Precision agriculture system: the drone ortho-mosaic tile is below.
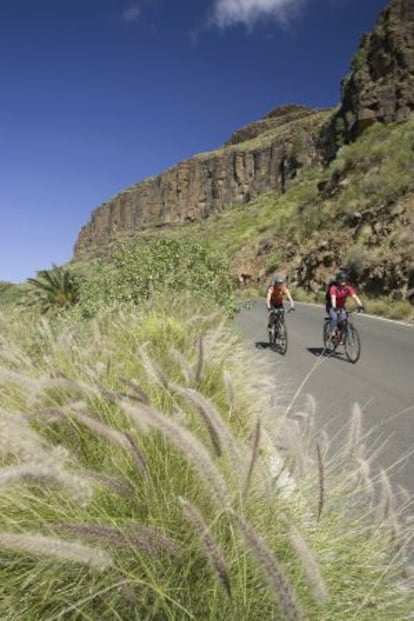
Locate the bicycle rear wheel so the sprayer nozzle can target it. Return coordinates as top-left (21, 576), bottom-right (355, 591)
top-left (275, 321), bottom-right (288, 355)
top-left (344, 324), bottom-right (361, 363)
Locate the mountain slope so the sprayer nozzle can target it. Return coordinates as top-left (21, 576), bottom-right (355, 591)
top-left (71, 0), bottom-right (414, 308)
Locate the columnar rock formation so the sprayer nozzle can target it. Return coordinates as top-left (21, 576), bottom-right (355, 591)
top-left (73, 0), bottom-right (414, 265)
top-left (73, 107), bottom-right (328, 260)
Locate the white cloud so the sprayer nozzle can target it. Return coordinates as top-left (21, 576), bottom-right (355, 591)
top-left (122, 3), bottom-right (142, 22)
top-left (210, 0), bottom-right (306, 29)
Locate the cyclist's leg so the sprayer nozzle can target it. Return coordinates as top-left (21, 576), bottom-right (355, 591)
top-left (337, 308), bottom-right (347, 342)
top-left (329, 307), bottom-right (338, 337)
top-left (338, 308), bottom-right (347, 324)
top-left (268, 306), bottom-right (274, 330)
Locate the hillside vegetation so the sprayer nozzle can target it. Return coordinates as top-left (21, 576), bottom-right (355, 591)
top-left (0, 235), bottom-right (413, 619)
top-left (64, 114), bottom-right (414, 321)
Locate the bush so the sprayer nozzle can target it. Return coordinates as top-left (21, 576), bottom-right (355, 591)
top-left (77, 237), bottom-right (237, 317)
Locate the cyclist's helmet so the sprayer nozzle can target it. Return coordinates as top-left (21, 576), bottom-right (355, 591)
top-left (273, 275), bottom-right (285, 285)
top-left (335, 270), bottom-right (347, 282)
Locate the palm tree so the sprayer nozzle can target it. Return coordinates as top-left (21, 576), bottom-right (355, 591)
top-left (27, 264), bottom-right (80, 312)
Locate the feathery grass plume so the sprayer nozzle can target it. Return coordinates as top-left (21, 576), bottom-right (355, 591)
top-left (83, 470), bottom-right (133, 497)
top-left (0, 531), bottom-right (112, 570)
top-left (316, 440), bottom-right (325, 523)
top-left (243, 418), bottom-right (261, 501)
top-left (173, 386), bottom-right (244, 474)
top-left (283, 418), bottom-right (308, 478)
top-left (256, 427), bottom-right (296, 499)
top-left (33, 373), bottom-right (97, 408)
top-left (222, 369), bottom-right (235, 411)
top-left (62, 402), bottom-right (131, 451)
top-left (0, 367), bottom-right (41, 394)
top-left (33, 407), bottom-right (65, 423)
top-left (170, 347), bottom-right (195, 386)
top-left (194, 334), bottom-right (204, 385)
top-left (139, 343), bottom-right (169, 390)
top-left (289, 525), bottom-right (329, 605)
top-left (124, 430), bottom-right (149, 476)
top-left (116, 573), bottom-right (139, 605)
top-left (355, 457), bottom-right (375, 504)
top-left (118, 377), bottom-right (150, 404)
top-left (231, 512), bottom-right (303, 621)
top-left (0, 409), bottom-right (61, 463)
top-left (120, 400), bottom-right (231, 508)
top-left (179, 497), bottom-right (231, 597)
top-left (0, 347), bottom-right (31, 370)
top-left (377, 468), bottom-right (396, 522)
top-left (53, 523), bottom-right (181, 559)
top-left (377, 469), bottom-right (402, 547)
top-left (0, 462), bottom-right (90, 498)
top-left (346, 402), bottom-right (363, 462)
top-left (172, 386), bottom-right (222, 456)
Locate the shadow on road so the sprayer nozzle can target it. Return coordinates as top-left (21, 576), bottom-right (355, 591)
top-left (307, 346), bottom-right (349, 363)
top-left (255, 341), bottom-right (271, 349)
top-left (307, 347), bottom-right (328, 357)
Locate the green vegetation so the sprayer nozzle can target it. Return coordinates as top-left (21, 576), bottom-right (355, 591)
top-left (26, 264), bottom-right (80, 312)
top-left (0, 298), bottom-right (412, 620)
top-left (0, 281), bottom-right (26, 306)
top-left (0, 105), bottom-right (412, 619)
top-left (73, 237), bottom-right (237, 318)
top-left (139, 115), bottom-right (414, 321)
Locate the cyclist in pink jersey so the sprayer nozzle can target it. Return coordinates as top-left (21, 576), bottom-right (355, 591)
top-left (326, 270), bottom-right (364, 340)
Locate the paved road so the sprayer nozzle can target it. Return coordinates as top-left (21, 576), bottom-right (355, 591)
top-left (234, 300), bottom-right (414, 496)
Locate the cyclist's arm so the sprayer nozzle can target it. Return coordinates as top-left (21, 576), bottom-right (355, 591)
top-left (351, 293), bottom-right (364, 308)
top-left (330, 294), bottom-right (337, 309)
top-left (266, 288), bottom-right (272, 311)
top-left (285, 288), bottom-right (295, 309)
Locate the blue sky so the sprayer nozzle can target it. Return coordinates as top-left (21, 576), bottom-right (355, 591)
top-left (1, 0), bottom-right (387, 283)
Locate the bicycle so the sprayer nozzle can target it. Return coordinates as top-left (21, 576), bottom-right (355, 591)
top-left (268, 307), bottom-right (293, 355)
top-left (323, 308), bottom-right (362, 363)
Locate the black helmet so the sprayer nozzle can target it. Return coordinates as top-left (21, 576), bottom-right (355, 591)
top-left (273, 275), bottom-right (285, 285)
top-left (335, 270), bottom-right (347, 282)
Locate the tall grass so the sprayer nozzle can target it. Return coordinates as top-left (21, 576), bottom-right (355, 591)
top-left (0, 300), bottom-right (412, 619)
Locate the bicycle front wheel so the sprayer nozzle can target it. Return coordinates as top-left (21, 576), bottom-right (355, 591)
top-left (275, 321), bottom-right (288, 355)
top-left (323, 320), bottom-right (334, 352)
top-left (344, 324), bottom-right (361, 363)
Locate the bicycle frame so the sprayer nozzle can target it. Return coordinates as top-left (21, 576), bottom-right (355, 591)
top-left (323, 308), bottom-right (361, 363)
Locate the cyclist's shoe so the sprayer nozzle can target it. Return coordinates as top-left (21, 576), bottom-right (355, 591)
top-left (358, 305), bottom-right (365, 313)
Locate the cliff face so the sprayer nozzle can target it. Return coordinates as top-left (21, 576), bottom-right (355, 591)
top-left (73, 107), bottom-right (329, 260)
top-left (324, 0), bottom-right (414, 158)
top-left (73, 0), bottom-right (414, 270)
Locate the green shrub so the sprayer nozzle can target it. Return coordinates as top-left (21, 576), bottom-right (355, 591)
top-left (77, 237), bottom-right (237, 317)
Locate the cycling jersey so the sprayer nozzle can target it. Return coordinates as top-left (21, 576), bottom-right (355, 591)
top-left (328, 284), bottom-right (355, 308)
top-left (267, 283), bottom-right (288, 306)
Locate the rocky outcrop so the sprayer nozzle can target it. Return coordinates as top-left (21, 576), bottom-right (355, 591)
top-left (225, 105), bottom-right (320, 146)
top-left (74, 108), bottom-right (329, 260)
top-left (323, 0), bottom-right (414, 159)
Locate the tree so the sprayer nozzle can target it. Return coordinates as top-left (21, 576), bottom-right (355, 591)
top-left (27, 264), bottom-right (80, 312)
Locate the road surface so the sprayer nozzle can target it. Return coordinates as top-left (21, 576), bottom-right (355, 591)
top-left (234, 300), bottom-right (414, 496)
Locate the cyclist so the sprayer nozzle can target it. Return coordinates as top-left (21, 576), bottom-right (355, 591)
top-left (266, 275), bottom-right (295, 335)
top-left (326, 270), bottom-right (364, 341)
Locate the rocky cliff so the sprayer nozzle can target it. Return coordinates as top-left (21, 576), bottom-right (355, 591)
top-left (73, 106), bottom-right (330, 260)
top-left (73, 0), bottom-right (414, 298)
top-left (323, 0), bottom-right (414, 158)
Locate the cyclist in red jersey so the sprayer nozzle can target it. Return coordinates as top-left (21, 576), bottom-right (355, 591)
top-left (326, 270), bottom-right (364, 340)
top-left (266, 275), bottom-right (295, 334)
